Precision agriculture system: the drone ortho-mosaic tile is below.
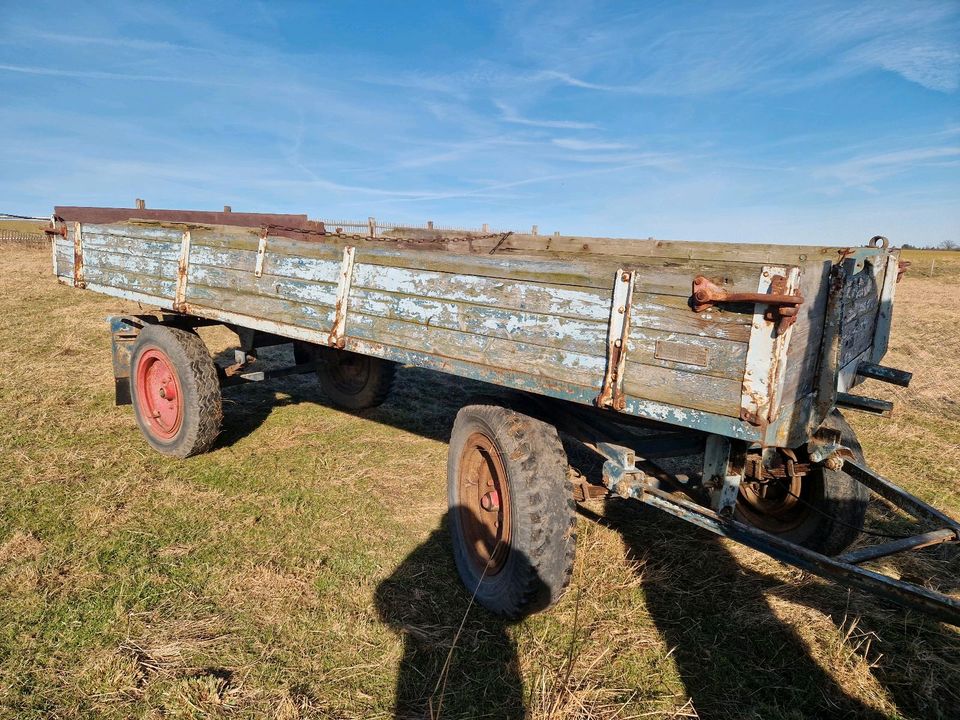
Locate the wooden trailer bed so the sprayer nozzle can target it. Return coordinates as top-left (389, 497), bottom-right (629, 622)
top-left (49, 207), bottom-right (898, 450)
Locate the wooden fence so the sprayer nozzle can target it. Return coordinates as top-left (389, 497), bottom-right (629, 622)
top-left (0, 230), bottom-right (49, 247)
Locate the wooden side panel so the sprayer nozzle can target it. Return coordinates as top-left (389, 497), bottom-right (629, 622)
top-left (54, 234), bottom-right (74, 282)
top-left (76, 225), bottom-right (181, 301)
top-left (778, 260), bottom-right (832, 407)
top-left (62, 221), bottom-right (770, 418)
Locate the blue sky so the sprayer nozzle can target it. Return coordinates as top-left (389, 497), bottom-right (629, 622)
top-left (1, 1), bottom-right (958, 246)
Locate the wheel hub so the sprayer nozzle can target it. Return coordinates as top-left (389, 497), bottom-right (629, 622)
top-left (135, 348), bottom-right (184, 440)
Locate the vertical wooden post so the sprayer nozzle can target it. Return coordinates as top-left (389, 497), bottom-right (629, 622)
top-left (532, 225), bottom-right (538, 236)
top-left (368, 216), bottom-right (376, 237)
top-left (135, 198), bottom-right (146, 210)
top-left (427, 220), bottom-right (434, 230)
top-left (482, 223), bottom-right (489, 233)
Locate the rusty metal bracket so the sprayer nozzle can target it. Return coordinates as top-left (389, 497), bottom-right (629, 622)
top-left (72, 222), bottom-right (85, 288)
top-left (327, 245), bottom-right (356, 349)
top-left (254, 229), bottom-right (268, 278)
top-left (595, 269), bottom-right (635, 411)
top-left (692, 275), bottom-right (804, 335)
top-left (174, 230), bottom-right (191, 312)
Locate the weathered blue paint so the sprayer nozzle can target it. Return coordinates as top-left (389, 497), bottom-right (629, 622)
top-left (58, 217), bottom-right (899, 447)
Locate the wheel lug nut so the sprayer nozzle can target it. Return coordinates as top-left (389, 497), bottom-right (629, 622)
top-left (480, 490), bottom-right (500, 512)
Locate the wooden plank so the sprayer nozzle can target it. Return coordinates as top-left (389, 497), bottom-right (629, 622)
top-left (476, 232), bottom-right (847, 266)
top-left (622, 361), bottom-right (742, 417)
top-left (186, 283), bottom-right (335, 330)
top-left (83, 245), bottom-right (178, 280)
top-left (188, 264), bottom-right (338, 309)
top-left (355, 246), bottom-right (765, 295)
top-left (81, 231), bottom-right (181, 262)
top-left (841, 311), bottom-right (877, 366)
top-left (348, 311), bottom-right (604, 388)
top-left (186, 258), bottom-right (747, 380)
top-left (629, 328), bottom-right (746, 380)
top-left (778, 260), bottom-right (832, 406)
top-left (83, 223), bottom-right (185, 243)
top-left (82, 265), bottom-right (176, 299)
top-left (353, 262), bottom-right (751, 338)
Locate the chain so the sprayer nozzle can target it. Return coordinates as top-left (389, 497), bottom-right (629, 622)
top-left (261, 224), bottom-right (514, 250)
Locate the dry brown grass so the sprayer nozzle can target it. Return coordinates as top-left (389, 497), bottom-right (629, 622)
top-left (0, 246), bottom-right (958, 719)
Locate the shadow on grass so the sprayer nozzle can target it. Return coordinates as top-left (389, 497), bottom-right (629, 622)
top-left (206, 352), bottom-right (958, 718)
top-left (584, 500), bottom-right (891, 719)
top-left (210, 349), bottom-right (500, 450)
top-left (374, 512), bottom-right (527, 720)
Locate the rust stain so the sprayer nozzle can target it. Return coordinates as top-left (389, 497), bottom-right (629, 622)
top-left (72, 222), bottom-right (85, 289)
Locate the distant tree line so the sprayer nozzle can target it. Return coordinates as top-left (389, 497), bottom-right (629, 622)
top-left (900, 240), bottom-right (958, 250)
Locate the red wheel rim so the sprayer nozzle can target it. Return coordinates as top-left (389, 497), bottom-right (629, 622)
top-left (457, 432), bottom-right (512, 576)
top-left (135, 348), bottom-right (183, 440)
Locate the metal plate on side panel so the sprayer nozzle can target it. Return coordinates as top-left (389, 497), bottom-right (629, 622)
top-left (655, 340), bottom-right (709, 367)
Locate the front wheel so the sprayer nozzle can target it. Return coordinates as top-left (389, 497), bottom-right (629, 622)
top-left (735, 411), bottom-right (868, 556)
top-left (130, 324), bottom-right (222, 458)
top-left (447, 403), bottom-right (576, 618)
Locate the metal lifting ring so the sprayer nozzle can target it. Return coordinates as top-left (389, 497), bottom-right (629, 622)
top-left (868, 235), bottom-right (889, 249)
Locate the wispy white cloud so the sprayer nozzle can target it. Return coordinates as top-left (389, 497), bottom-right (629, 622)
top-left (27, 31), bottom-right (221, 56)
top-left (494, 101), bottom-right (598, 129)
top-left (552, 138), bottom-right (631, 151)
top-left (0, 62), bottom-right (240, 87)
top-left (846, 39), bottom-right (959, 93)
top-left (815, 146), bottom-right (960, 189)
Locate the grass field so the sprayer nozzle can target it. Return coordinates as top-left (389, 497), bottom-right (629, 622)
top-left (1, 246), bottom-right (958, 719)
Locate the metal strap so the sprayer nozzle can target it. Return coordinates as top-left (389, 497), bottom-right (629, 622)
top-left (328, 245), bottom-right (356, 348)
top-left (174, 230), bottom-right (191, 311)
top-left (73, 222), bottom-right (85, 288)
top-left (595, 268), bottom-right (635, 410)
top-left (739, 265), bottom-right (801, 425)
top-left (254, 230), bottom-right (268, 278)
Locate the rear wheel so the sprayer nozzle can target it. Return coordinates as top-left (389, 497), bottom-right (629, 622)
top-left (735, 411), bottom-right (868, 556)
top-left (447, 404), bottom-right (576, 618)
top-left (295, 342), bottom-right (396, 410)
top-left (130, 325), bottom-right (222, 458)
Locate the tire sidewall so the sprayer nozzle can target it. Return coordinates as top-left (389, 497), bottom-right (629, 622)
top-left (447, 404), bottom-right (572, 617)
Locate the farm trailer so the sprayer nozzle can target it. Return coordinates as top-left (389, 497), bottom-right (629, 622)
top-left (47, 205), bottom-right (960, 625)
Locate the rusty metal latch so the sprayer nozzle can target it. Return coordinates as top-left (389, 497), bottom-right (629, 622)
top-left (595, 269), bottom-right (635, 411)
top-left (692, 274), bottom-right (804, 335)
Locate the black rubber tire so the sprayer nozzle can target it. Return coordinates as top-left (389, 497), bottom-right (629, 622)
top-left (735, 411), bottom-right (868, 556)
top-left (447, 403), bottom-right (576, 618)
top-left (312, 346), bottom-right (396, 410)
top-left (129, 324), bottom-right (222, 458)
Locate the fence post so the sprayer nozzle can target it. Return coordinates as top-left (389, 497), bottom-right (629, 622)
top-left (532, 225), bottom-right (538, 236)
top-left (482, 223), bottom-right (489, 233)
top-left (427, 220), bottom-right (434, 230)
top-left (368, 216), bottom-right (376, 238)
top-left (136, 198), bottom-right (146, 210)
